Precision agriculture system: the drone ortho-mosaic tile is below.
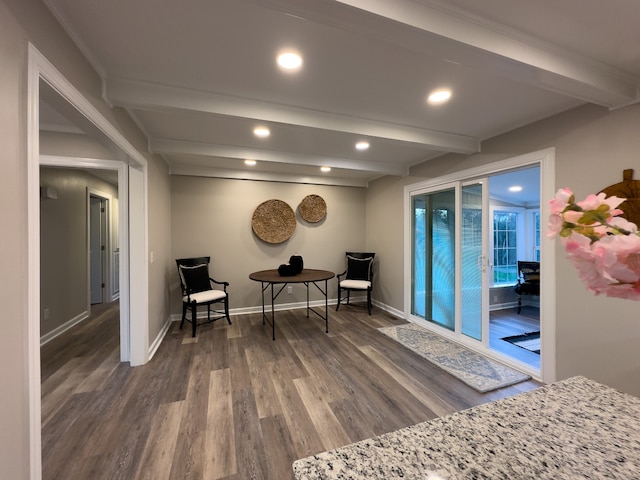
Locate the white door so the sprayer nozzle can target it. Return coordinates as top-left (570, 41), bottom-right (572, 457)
top-left (89, 195), bottom-right (106, 304)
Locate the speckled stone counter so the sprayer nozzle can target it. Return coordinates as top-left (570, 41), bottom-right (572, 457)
top-left (293, 376), bottom-right (640, 479)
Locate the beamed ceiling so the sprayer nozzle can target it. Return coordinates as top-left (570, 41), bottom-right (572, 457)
top-left (41, 0), bottom-right (640, 187)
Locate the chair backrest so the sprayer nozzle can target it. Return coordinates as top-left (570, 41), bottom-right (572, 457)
top-left (517, 260), bottom-right (540, 283)
top-left (176, 256), bottom-right (212, 294)
top-left (345, 252), bottom-right (375, 281)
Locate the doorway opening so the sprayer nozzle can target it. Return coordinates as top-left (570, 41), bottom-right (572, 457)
top-left (28, 44), bottom-right (149, 480)
top-left (405, 149), bottom-right (555, 382)
top-left (486, 167), bottom-right (540, 370)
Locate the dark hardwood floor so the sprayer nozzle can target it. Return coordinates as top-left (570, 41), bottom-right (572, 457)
top-left (41, 301), bottom-right (541, 480)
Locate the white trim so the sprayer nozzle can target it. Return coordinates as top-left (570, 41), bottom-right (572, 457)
top-left (489, 302), bottom-right (519, 312)
top-left (170, 297), bottom-right (351, 320)
top-left (28, 44), bottom-right (149, 480)
top-left (404, 148), bottom-right (556, 384)
top-left (27, 44), bottom-right (43, 480)
top-left (489, 204), bottom-right (526, 287)
top-left (40, 311), bottom-right (89, 346)
top-left (148, 317), bottom-right (173, 361)
top-left (371, 299), bottom-right (404, 319)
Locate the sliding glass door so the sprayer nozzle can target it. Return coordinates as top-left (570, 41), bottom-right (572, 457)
top-left (460, 182), bottom-right (484, 340)
top-left (412, 187), bottom-right (456, 330)
top-left (412, 181), bottom-right (487, 340)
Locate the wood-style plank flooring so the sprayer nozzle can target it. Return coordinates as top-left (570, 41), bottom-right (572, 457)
top-left (41, 301), bottom-right (541, 480)
top-left (489, 306), bottom-right (540, 369)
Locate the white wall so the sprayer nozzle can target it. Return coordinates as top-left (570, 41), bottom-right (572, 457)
top-left (0, 3), bottom-right (30, 478)
top-left (367, 102), bottom-right (640, 396)
top-left (0, 0), bottom-right (171, 476)
top-left (171, 176), bottom-right (367, 311)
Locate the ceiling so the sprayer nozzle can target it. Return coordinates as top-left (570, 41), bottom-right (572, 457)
top-left (41, 0), bottom-right (640, 187)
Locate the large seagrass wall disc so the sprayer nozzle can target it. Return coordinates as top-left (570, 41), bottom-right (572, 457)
top-left (252, 199), bottom-right (296, 243)
top-left (299, 194), bottom-right (327, 223)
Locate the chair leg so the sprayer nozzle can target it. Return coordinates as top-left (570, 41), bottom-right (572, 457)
top-left (367, 289), bottom-right (372, 315)
top-left (180, 303), bottom-right (187, 330)
top-left (191, 301), bottom-right (197, 337)
top-left (224, 296), bottom-right (232, 324)
top-left (517, 296), bottom-right (522, 314)
top-left (336, 287), bottom-right (341, 311)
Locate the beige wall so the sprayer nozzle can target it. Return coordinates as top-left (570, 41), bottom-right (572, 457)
top-left (0, 3), bottom-right (30, 478)
top-left (148, 155), bottom-right (172, 338)
top-left (367, 102), bottom-right (640, 396)
top-left (40, 167), bottom-right (119, 337)
top-left (1, 0), bottom-right (172, 477)
top-left (3, 0), bottom-right (640, 477)
top-left (40, 130), bottom-right (116, 159)
top-left (171, 176), bottom-right (366, 311)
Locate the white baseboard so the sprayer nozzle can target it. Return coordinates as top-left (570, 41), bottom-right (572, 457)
top-left (372, 299), bottom-right (404, 319)
top-left (489, 301), bottom-right (519, 311)
top-left (40, 310), bottom-right (89, 346)
top-left (170, 297), bottom-right (347, 321)
top-left (148, 316), bottom-right (172, 361)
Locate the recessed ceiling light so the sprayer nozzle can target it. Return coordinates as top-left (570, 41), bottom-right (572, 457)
top-left (427, 88), bottom-right (452, 105)
top-left (277, 51), bottom-right (303, 71)
top-left (509, 185), bottom-right (523, 192)
top-left (320, 166), bottom-right (331, 173)
top-left (244, 159), bottom-right (256, 166)
top-left (355, 141), bottom-right (370, 151)
top-left (253, 126), bottom-right (270, 138)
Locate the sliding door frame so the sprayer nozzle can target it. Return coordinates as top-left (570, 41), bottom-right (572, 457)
top-left (404, 148), bottom-right (556, 384)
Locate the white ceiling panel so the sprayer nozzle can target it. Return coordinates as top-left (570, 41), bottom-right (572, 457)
top-left (43, 0), bottom-right (640, 186)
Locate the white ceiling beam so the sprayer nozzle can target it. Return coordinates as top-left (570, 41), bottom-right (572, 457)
top-left (170, 165), bottom-right (369, 188)
top-left (106, 77), bottom-right (479, 154)
top-left (332, 0), bottom-right (639, 109)
top-left (150, 137), bottom-right (408, 176)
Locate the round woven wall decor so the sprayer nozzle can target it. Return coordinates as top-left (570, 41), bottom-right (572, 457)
top-left (252, 199), bottom-right (296, 243)
top-left (299, 194), bottom-right (327, 223)
top-left (599, 169), bottom-right (640, 228)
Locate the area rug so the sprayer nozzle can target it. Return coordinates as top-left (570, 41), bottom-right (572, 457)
top-left (502, 331), bottom-right (540, 354)
top-left (378, 323), bottom-right (530, 393)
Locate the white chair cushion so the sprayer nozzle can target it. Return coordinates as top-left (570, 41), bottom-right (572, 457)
top-left (184, 289), bottom-right (226, 303)
top-left (340, 279), bottom-right (371, 290)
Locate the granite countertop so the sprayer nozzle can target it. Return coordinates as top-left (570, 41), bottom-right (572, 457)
top-left (292, 376), bottom-right (640, 479)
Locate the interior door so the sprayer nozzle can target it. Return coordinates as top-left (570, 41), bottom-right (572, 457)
top-left (89, 195), bottom-right (105, 304)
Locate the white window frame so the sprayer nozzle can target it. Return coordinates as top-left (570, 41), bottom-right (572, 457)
top-left (489, 205), bottom-right (525, 287)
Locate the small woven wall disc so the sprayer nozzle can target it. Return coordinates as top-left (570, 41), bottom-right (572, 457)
top-left (299, 194), bottom-right (327, 223)
top-left (252, 199), bottom-right (296, 243)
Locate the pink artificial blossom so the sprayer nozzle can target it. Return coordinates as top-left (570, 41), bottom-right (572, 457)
top-left (548, 188), bottom-right (640, 301)
top-left (577, 192), bottom-right (625, 213)
top-left (549, 187), bottom-right (573, 213)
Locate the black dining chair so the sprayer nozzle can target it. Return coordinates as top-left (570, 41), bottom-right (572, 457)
top-left (514, 260), bottom-right (540, 313)
top-left (336, 252), bottom-right (376, 315)
top-left (176, 256), bottom-right (231, 337)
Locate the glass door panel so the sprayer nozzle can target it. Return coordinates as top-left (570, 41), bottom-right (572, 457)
top-left (412, 188), bottom-right (456, 330)
top-left (460, 183), bottom-right (484, 340)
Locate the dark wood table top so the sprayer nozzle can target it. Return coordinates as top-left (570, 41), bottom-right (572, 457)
top-left (249, 268), bottom-right (335, 283)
